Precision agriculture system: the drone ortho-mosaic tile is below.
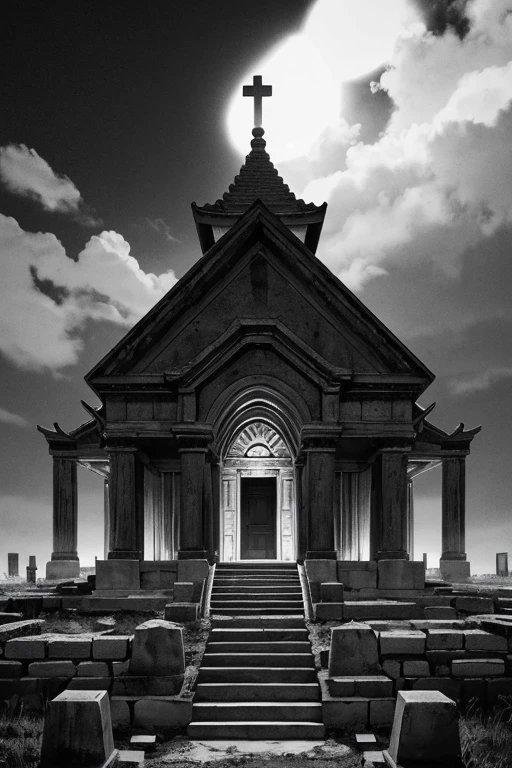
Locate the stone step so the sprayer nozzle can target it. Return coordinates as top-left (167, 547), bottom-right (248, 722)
top-left (187, 721), bottom-right (325, 740)
top-left (210, 627), bottom-right (309, 642)
top-left (198, 667), bottom-right (317, 683)
top-left (215, 570), bottom-right (298, 576)
top-left (210, 599), bottom-right (304, 608)
top-left (211, 585), bottom-right (302, 593)
top-left (206, 641), bottom-right (311, 654)
top-left (213, 578), bottom-right (300, 584)
top-left (195, 682), bottom-right (321, 702)
top-left (201, 653), bottom-right (315, 668)
top-left (343, 601), bottom-right (420, 620)
top-left (211, 607), bottom-right (305, 616)
top-left (211, 616), bottom-right (306, 628)
top-left (216, 564), bottom-right (298, 570)
top-left (211, 589), bottom-right (303, 597)
top-left (192, 702), bottom-right (323, 722)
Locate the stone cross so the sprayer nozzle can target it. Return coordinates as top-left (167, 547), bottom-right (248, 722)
top-left (243, 75), bottom-right (272, 127)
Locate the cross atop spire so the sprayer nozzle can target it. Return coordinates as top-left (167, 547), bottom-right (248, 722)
top-left (243, 75), bottom-right (272, 128)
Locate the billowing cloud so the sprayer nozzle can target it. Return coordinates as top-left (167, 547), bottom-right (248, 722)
top-left (0, 144), bottom-right (83, 213)
top-left (449, 366), bottom-right (512, 395)
top-left (0, 407), bottom-right (29, 427)
top-left (0, 215), bottom-right (178, 371)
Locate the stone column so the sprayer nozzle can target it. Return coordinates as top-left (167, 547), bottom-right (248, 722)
top-left (372, 448), bottom-right (410, 560)
top-left (107, 446), bottom-right (142, 560)
top-left (302, 427), bottom-right (339, 559)
top-left (440, 456), bottom-right (470, 580)
top-left (46, 457), bottom-right (80, 579)
top-left (177, 431), bottom-right (212, 559)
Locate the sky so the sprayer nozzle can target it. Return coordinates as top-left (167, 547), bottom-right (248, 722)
top-left (0, 0), bottom-right (511, 575)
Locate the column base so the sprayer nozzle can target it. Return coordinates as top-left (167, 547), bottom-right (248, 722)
top-left (178, 550), bottom-right (208, 560)
top-left (376, 550), bottom-right (410, 561)
top-left (377, 559), bottom-right (425, 590)
top-left (306, 550), bottom-right (337, 560)
top-left (107, 550), bottom-right (142, 560)
top-left (440, 559), bottom-right (471, 582)
top-left (46, 560), bottom-right (80, 579)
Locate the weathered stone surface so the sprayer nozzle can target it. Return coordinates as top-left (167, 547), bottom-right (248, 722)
top-left (452, 658), bottom-right (505, 677)
top-left (164, 603), bottom-right (199, 623)
top-left (344, 601), bottom-right (420, 621)
top-left (321, 582), bottom-right (344, 603)
top-left (112, 660), bottom-right (130, 676)
top-left (28, 661), bottom-right (76, 678)
top-left (486, 677), bottom-right (512, 704)
top-left (110, 696), bottom-right (131, 725)
top-left (130, 734), bottom-right (157, 750)
top-left (464, 629), bottom-right (507, 652)
top-left (386, 691), bottom-right (461, 767)
top-left (48, 637), bottom-right (91, 659)
top-left (379, 631), bottom-right (426, 655)
top-left (5, 636), bottom-right (46, 659)
top-left (77, 661), bottom-right (109, 677)
top-left (315, 603), bottom-right (343, 621)
top-left (173, 582), bottom-right (194, 602)
top-left (133, 696), bottom-right (193, 728)
top-left (93, 635), bottom-right (131, 660)
top-left (67, 677), bottom-right (112, 692)
top-left (0, 612), bottom-right (23, 625)
top-left (112, 675), bottom-right (182, 696)
top-left (424, 606), bottom-right (457, 620)
top-left (440, 560), bottom-right (470, 582)
top-left (369, 698), bottom-right (395, 726)
top-left (426, 629), bottom-right (464, 650)
top-left (118, 750), bottom-right (144, 767)
top-left (322, 696), bottom-right (369, 728)
top-left (40, 690), bottom-right (116, 767)
top-left (377, 560), bottom-right (424, 590)
top-left (410, 677), bottom-right (461, 700)
top-left (339, 570), bottom-right (377, 590)
top-left (95, 559), bottom-right (140, 591)
top-left (402, 660), bottom-right (430, 678)
top-left (0, 660), bottom-right (23, 678)
top-left (328, 676), bottom-right (393, 698)
top-left (306, 559), bottom-right (337, 585)
top-left (177, 559), bottom-right (209, 582)
top-left (329, 622), bottom-right (380, 676)
top-left (46, 560), bottom-right (80, 580)
top-left (382, 660), bottom-right (401, 680)
top-left (129, 619), bottom-right (185, 676)
top-left (454, 596), bottom-right (494, 614)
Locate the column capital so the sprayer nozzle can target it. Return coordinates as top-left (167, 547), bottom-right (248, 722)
top-left (106, 440), bottom-right (138, 453)
top-left (300, 424), bottom-right (342, 452)
top-left (174, 425), bottom-right (213, 453)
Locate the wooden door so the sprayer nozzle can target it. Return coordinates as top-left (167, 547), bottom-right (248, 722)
top-left (240, 477), bottom-right (276, 559)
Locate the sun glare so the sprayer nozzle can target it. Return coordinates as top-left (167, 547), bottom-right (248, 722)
top-left (226, 0), bottom-right (413, 162)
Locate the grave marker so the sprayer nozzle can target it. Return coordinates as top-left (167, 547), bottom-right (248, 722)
top-left (496, 552), bottom-right (509, 577)
top-left (7, 553), bottom-right (18, 577)
top-left (26, 555), bottom-right (37, 583)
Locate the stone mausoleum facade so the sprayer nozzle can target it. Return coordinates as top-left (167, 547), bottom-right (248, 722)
top-left (38, 111), bottom-right (480, 589)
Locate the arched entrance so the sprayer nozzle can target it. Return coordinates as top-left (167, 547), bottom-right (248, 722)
top-left (220, 421), bottom-right (296, 561)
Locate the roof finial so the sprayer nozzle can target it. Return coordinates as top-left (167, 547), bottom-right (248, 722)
top-left (243, 75), bottom-right (272, 128)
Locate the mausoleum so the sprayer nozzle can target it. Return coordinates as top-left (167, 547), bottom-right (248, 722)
top-left (38, 77), bottom-right (480, 588)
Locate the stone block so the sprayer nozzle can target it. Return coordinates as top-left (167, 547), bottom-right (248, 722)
top-left (118, 751), bottom-right (144, 767)
top-left (411, 677), bottom-right (461, 700)
top-left (363, 750), bottom-right (386, 764)
top-left (45, 560), bottom-right (80, 580)
top-left (379, 631), bottom-right (426, 655)
top-left (329, 622), bottom-right (380, 676)
top-left (369, 697), bottom-right (395, 726)
top-left (112, 675), bottom-right (182, 696)
top-left (402, 660), bottom-right (430, 678)
top-left (426, 629), bottom-right (464, 650)
top-left (454, 596), bottom-right (494, 614)
top-left (42, 596), bottom-right (62, 611)
top-left (130, 734), bottom-right (156, 750)
top-left (5, 637), bottom-right (46, 659)
top-left (337, 561), bottom-right (378, 572)
top-left (315, 603), bottom-right (343, 620)
top-left (28, 661), bottom-right (76, 678)
top-left (111, 697), bottom-right (131, 725)
top-left (306, 559), bottom-right (337, 585)
top-left (173, 582), bottom-right (194, 602)
top-left (129, 619), bottom-right (185, 676)
top-left (382, 660), bottom-right (401, 680)
top-left (440, 559), bottom-right (471, 582)
top-left (385, 691), bottom-right (461, 767)
top-left (164, 603), bottom-right (199, 623)
top-left (0, 612), bottom-right (23, 625)
top-left (321, 582), bottom-right (344, 603)
top-left (344, 601), bottom-right (419, 621)
top-left (95, 559), bottom-right (140, 591)
top-left (0, 660), bottom-right (23, 678)
top-left (328, 676), bottom-right (393, 698)
top-left (464, 629), bottom-right (507, 652)
top-left (424, 606), bottom-right (457, 620)
top-left (356, 733), bottom-right (377, 747)
top-left (452, 658), bottom-right (505, 677)
top-left (322, 696), bottom-right (369, 728)
top-left (93, 635), bottom-right (131, 660)
top-left (342, 570), bottom-right (377, 590)
top-left (67, 677), bottom-right (112, 692)
top-left (177, 559), bottom-right (209, 582)
top-left (133, 696), bottom-right (193, 728)
top-left (77, 661), bottom-right (109, 677)
top-left (377, 560), bottom-right (424, 590)
top-left (486, 677), bottom-right (512, 705)
top-left (40, 690), bottom-right (116, 768)
top-left (112, 660), bottom-right (130, 676)
top-left (48, 637), bottom-right (92, 659)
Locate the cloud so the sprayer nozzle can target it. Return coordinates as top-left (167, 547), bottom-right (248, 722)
top-left (449, 366), bottom-right (512, 394)
top-left (0, 407), bottom-right (29, 427)
top-left (0, 215), bottom-right (178, 371)
top-left (0, 144), bottom-right (83, 213)
top-left (144, 217), bottom-right (180, 243)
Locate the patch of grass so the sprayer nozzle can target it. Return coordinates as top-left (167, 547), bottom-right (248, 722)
top-left (460, 697), bottom-right (512, 768)
top-left (0, 700), bottom-right (43, 768)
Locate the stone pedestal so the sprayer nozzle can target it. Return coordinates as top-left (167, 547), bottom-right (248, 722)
top-left (46, 560), bottom-right (80, 579)
top-left (95, 559), bottom-right (140, 592)
top-left (40, 690), bottom-right (117, 767)
top-left (47, 457), bottom-right (80, 577)
top-left (439, 559), bottom-right (471, 582)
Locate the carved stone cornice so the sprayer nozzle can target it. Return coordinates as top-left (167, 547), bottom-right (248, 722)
top-left (300, 424), bottom-right (342, 452)
top-left (173, 424), bottom-right (214, 453)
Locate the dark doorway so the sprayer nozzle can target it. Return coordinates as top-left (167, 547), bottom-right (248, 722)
top-left (240, 477), bottom-right (276, 559)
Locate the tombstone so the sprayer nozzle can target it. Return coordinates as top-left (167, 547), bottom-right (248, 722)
top-left (26, 555), bottom-right (37, 583)
top-left (7, 553), bottom-right (18, 577)
top-left (129, 619), bottom-right (185, 676)
top-left (329, 621), bottom-right (380, 676)
top-left (423, 552), bottom-right (428, 569)
top-left (384, 691), bottom-right (461, 767)
top-left (496, 552), bottom-right (509, 577)
top-left (40, 690), bottom-right (117, 767)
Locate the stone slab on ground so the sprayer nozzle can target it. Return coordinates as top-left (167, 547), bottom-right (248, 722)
top-left (117, 751), bottom-right (144, 767)
top-left (93, 635), bottom-right (131, 660)
top-left (130, 734), bottom-right (156, 750)
top-left (363, 750), bottom-right (386, 764)
top-left (329, 622), bottom-right (380, 676)
top-left (356, 734), bottom-right (377, 747)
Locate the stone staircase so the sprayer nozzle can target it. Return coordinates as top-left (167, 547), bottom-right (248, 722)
top-left (188, 561), bottom-right (325, 739)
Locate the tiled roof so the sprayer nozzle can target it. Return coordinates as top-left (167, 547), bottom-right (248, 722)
top-left (200, 128), bottom-right (321, 215)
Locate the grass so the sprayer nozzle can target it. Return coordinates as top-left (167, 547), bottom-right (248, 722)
top-left (0, 701), bottom-right (43, 768)
top-left (460, 697), bottom-right (512, 768)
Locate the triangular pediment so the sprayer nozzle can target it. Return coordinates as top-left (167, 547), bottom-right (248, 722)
top-left (86, 200), bottom-right (433, 393)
